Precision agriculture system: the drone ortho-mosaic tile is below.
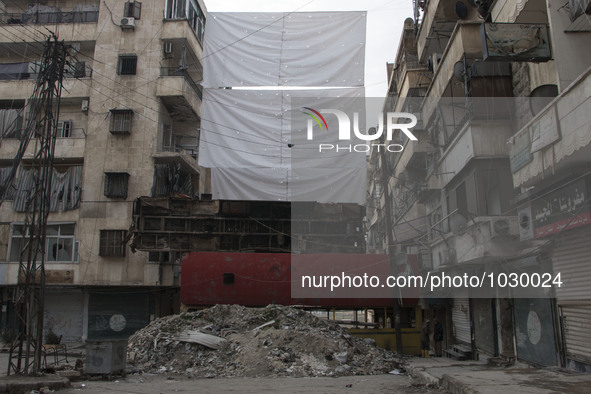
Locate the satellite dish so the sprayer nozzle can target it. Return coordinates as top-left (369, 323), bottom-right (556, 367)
top-left (453, 61), bottom-right (466, 82)
top-left (455, 2), bottom-right (469, 19)
top-left (449, 212), bottom-right (468, 235)
top-left (529, 84), bottom-right (558, 116)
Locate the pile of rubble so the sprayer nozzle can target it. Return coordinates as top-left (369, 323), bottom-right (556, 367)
top-left (127, 304), bottom-right (401, 378)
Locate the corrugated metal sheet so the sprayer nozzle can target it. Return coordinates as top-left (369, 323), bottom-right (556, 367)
top-left (561, 304), bottom-right (591, 365)
top-left (553, 227), bottom-right (591, 301)
top-left (453, 297), bottom-right (471, 345)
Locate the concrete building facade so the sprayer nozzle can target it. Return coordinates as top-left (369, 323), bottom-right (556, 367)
top-left (368, 0), bottom-right (591, 370)
top-left (0, 0), bottom-right (208, 342)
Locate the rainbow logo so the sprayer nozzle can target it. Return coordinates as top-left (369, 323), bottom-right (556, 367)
top-left (302, 107), bottom-right (328, 131)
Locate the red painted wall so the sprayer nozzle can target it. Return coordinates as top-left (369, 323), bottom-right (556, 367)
top-left (181, 252), bottom-right (417, 308)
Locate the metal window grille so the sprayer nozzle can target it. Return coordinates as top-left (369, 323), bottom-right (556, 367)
top-left (99, 230), bottom-right (126, 257)
top-left (109, 109), bottom-right (133, 134)
top-left (104, 172), bottom-right (130, 199)
top-left (117, 55), bottom-right (137, 75)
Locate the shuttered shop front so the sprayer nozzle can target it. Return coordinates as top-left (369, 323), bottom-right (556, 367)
top-left (453, 297), bottom-right (471, 345)
top-left (88, 291), bottom-right (150, 340)
top-left (553, 226), bottom-right (591, 366)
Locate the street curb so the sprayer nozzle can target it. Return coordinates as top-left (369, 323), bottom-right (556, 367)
top-left (0, 375), bottom-right (70, 393)
top-left (403, 364), bottom-right (439, 387)
top-left (440, 373), bottom-right (479, 394)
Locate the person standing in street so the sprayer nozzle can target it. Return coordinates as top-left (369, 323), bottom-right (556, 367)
top-left (433, 317), bottom-right (444, 357)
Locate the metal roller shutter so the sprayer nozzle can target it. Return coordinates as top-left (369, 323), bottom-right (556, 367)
top-left (453, 297), bottom-right (471, 345)
top-left (561, 304), bottom-right (591, 365)
top-left (553, 227), bottom-right (591, 365)
top-left (553, 227), bottom-right (591, 302)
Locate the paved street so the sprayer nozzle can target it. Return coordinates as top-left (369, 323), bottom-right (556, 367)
top-left (60, 374), bottom-right (439, 394)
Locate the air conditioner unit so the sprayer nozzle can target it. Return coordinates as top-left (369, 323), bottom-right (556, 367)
top-left (120, 17), bottom-right (135, 29)
top-left (81, 100), bottom-right (89, 112)
top-left (490, 217), bottom-right (518, 238)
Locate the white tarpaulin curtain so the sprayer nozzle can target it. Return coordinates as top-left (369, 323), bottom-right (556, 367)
top-left (199, 12), bottom-right (367, 203)
top-left (202, 12), bottom-right (366, 87)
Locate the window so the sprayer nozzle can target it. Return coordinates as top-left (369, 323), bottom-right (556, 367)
top-left (117, 55), bottom-right (137, 75)
top-left (65, 61), bottom-right (86, 78)
top-left (109, 109), bottom-right (133, 134)
top-left (10, 223), bottom-right (78, 263)
top-left (99, 230), bottom-right (126, 257)
top-left (56, 120), bottom-right (72, 137)
top-left (104, 172), bottom-right (130, 199)
top-left (124, 1), bottom-right (141, 19)
top-left (223, 273), bottom-right (235, 285)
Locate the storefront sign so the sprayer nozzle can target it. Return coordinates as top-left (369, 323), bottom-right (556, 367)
top-left (533, 178), bottom-right (590, 238)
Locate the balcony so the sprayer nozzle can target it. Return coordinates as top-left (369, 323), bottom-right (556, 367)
top-left (0, 9), bottom-right (98, 43)
top-left (153, 125), bottom-right (200, 175)
top-left (430, 215), bottom-right (521, 267)
top-left (0, 62), bottom-right (92, 100)
top-left (156, 67), bottom-right (202, 122)
top-left (415, 0), bottom-right (474, 63)
top-left (427, 118), bottom-right (513, 189)
top-left (421, 22), bottom-right (484, 124)
top-left (0, 136), bottom-right (86, 161)
top-left (510, 66), bottom-right (591, 188)
top-left (162, 19), bottom-right (204, 60)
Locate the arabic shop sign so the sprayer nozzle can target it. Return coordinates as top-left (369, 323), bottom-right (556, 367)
top-left (533, 178), bottom-right (590, 238)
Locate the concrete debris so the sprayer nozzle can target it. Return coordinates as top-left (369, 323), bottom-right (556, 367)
top-left (127, 304), bottom-right (401, 378)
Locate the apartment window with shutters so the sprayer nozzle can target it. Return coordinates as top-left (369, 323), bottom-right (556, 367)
top-left (124, 1), bottom-right (141, 19)
top-left (104, 172), bottom-right (130, 199)
top-left (117, 55), bottom-right (137, 75)
top-left (99, 230), bottom-right (126, 257)
top-left (109, 109), bottom-right (133, 134)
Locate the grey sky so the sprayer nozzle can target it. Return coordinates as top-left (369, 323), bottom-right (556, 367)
top-left (205, 0), bottom-right (414, 97)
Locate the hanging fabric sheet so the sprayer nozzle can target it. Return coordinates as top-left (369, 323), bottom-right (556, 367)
top-left (202, 12), bottom-right (366, 87)
top-left (13, 166), bottom-right (82, 212)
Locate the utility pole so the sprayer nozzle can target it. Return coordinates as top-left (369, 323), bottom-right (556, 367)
top-left (5, 35), bottom-right (68, 375)
top-left (377, 130), bottom-right (404, 354)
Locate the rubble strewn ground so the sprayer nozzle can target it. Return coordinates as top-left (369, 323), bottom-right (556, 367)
top-left (127, 305), bottom-right (401, 378)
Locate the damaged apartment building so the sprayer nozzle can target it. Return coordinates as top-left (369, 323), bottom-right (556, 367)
top-left (368, 0), bottom-right (591, 371)
top-left (0, 0), bottom-right (208, 342)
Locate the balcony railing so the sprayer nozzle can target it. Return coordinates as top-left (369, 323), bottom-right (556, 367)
top-left (0, 11), bottom-right (98, 25)
top-left (160, 67), bottom-right (202, 100)
top-left (0, 62), bottom-right (92, 81)
top-left (161, 126), bottom-right (199, 159)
